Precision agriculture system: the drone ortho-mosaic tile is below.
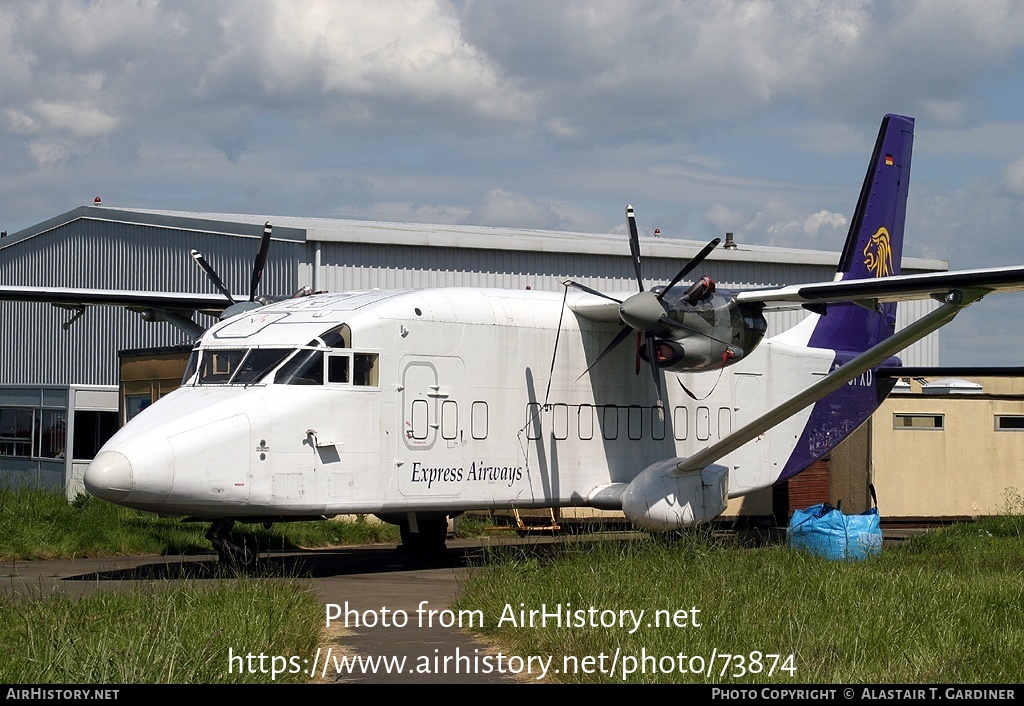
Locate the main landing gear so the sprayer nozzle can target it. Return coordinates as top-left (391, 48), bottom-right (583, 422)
top-left (380, 513), bottom-right (450, 556)
top-left (207, 519), bottom-right (258, 568)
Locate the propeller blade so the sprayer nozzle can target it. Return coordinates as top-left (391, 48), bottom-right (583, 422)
top-left (249, 222), bottom-right (272, 302)
top-left (657, 237), bottom-right (721, 300)
top-left (575, 324), bottom-right (635, 382)
top-left (190, 249), bottom-right (235, 305)
top-left (626, 205), bottom-right (644, 292)
top-left (644, 333), bottom-right (665, 420)
top-left (564, 279), bottom-right (624, 304)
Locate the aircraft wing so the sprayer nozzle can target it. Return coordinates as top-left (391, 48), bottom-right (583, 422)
top-left (734, 265), bottom-right (1024, 307)
top-left (0, 284), bottom-right (232, 316)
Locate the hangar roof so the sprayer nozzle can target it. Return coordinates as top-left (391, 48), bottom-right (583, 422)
top-left (1, 204), bottom-right (949, 272)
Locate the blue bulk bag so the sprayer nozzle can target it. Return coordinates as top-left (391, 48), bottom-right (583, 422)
top-left (787, 494), bottom-right (882, 561)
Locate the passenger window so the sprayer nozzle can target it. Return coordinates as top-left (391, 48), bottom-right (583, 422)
top-left (552, 404), bottom-right (568, 440)
top-left (578, 404), bottom-right (594, 440)
top-left (696, 406), bottom-right (710, 441)
top-left (526, 403), bottom-right (542, 440)
top-left (602, 405), bottom-right (618, 441)
top-left (441, 401), bottom-right (458, 440)
top-left (628, 405), bottom-right (643, 440)
top-left (411, 399), bottom-right (429, 440)
top-left (673, 406), bottom-right (688, 440)
top-left (472, 401), bottom-right (488, 440)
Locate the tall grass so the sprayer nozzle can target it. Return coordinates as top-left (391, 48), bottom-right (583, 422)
top-left (0, 487), bottom-right (398, 560)
top-left (1, 578), bottom-right (323, 684)
top-left (454, 520), bottom-right (1024, 683)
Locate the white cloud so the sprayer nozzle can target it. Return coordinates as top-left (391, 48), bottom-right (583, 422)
top-left (466, 188), bottom-right (569, 230)
top-left (703, 203), bottom-right (745, 233)
top-left (1005, 155), bottom-right (1024, 197)
top-left (32, 100), bottom-right (119, 138)
top-left (197, 0), bottom-right (533, 125)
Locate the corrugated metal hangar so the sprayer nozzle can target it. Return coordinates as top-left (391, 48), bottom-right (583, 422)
top-left (0, 203), bottom-right (945, 388)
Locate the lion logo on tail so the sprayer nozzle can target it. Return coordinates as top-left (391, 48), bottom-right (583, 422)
top-left (863, 227), bottom-right (893, 278)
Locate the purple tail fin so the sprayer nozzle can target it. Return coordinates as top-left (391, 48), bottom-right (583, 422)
top-left (807, 114), bottom-right (914, 352)
top-left (778, 115), bottom-right (914, 483)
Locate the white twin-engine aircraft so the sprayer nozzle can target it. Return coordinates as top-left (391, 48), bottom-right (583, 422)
top-left (17, 114), bottom-right (1024, 565)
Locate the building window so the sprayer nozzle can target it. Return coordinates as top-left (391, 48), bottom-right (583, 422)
top-left (72, 411), bottom-right (118, 460)
top-left (125, 394), bottom-right (152, 423)
top-left (39, 410), bottom-right (67, 459)
top-left (0, 407), bottom-right (33, 458)
top-left (894, 413), bottom-right (944, 430)
top-left (995, 415), bottom-right (1024, 431)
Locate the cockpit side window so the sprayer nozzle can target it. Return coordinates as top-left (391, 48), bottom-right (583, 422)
top-left (353, 353), bottom-right (379, 386)
top-left (198, 349), bottom-right (246, 384)
top-left (274, 349), bottom-right (324, 385)
top-left (319, 323), bottom-right (351, 349)
top-left (182, 348), bottom-right (200, 385)
top-left (327, 355), bottom-right (351, 384)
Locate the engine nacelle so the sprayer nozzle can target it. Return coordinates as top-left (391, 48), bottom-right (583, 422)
top-left (641, 292), bottom-right (767, 373)
top-left (621, 461), bottom-right (729, 531)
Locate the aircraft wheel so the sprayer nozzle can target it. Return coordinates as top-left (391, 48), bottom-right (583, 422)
top-left (223, 534), bottom-right (258, 569)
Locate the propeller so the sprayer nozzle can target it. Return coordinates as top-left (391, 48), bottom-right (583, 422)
top-left (249, 222), bottom-right (272, 302)
top-left (190, 222), bottom-right (276, 319)
top-left (568, 205), bottom-right (721, 414)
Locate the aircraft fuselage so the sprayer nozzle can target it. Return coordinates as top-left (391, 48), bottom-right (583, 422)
top-left (86, 287), bottom-right (840, 523)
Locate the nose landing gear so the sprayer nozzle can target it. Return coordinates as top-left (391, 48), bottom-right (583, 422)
top-left (207, 519), bottom-right (258, 568)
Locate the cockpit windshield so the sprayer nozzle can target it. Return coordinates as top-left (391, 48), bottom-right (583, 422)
top-left (196, 348), bottom-right (295, 386)
top-left (274, 349), bottom-right (324, 385)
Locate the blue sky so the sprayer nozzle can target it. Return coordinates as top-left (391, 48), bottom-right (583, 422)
top-left (1, 0), bottom-right (1022, 365)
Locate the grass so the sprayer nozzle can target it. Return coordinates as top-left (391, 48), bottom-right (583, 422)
top-left (453, 517), bottom-right (1024, 684)
top-left (0, 578), bottom-right (323, 684)
top-left (0, 486), bottom-right (399, 561)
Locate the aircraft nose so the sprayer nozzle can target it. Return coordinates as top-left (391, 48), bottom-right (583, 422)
top-left (85, 451), bottom-right (134, 502)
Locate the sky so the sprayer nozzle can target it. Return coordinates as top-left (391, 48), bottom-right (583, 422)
top-left (1, 0), bottom-right (1023, 366)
